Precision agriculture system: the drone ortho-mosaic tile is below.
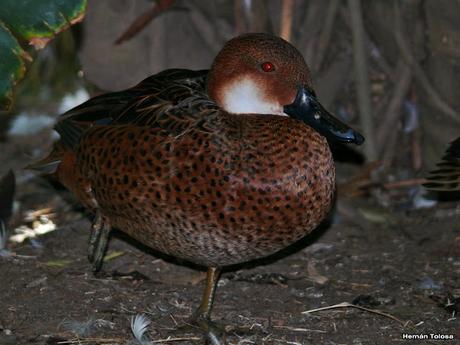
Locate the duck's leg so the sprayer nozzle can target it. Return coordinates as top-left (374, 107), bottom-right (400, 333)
top-left (88, 212), bottom-right (111, 272)
top-left (180, 267), bottom-right (223, 344)
top-left (192, 266), bottom-right (221, 321)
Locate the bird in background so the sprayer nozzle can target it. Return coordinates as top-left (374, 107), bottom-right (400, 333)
top-left (425, 137), bottom-right (460, 191)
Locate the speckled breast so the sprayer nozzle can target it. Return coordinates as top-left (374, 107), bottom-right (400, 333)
top-left (76, 113), bottom-right (335, 267)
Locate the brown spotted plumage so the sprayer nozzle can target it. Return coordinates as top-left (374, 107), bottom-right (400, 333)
top-left (33, 33), bottom-right (364, 342)
top-left (76, 114), bottom-right (335, 267)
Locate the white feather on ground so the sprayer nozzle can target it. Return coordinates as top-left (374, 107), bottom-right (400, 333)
top-left (60, 318), bottom-right (115, 337)
top-left (60, 318), bottom-right (98, 337)
top-left (130, 314), bottom-right (152, 345)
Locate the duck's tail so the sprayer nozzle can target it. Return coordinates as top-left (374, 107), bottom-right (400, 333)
top-left (27, 142), bottom-right (96, 209)
top-left (424, 137), bottom-right (460, 191)
top-left (26, 144), bottom-right (64, 174)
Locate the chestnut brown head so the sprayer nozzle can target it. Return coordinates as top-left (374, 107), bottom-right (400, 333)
top-left (207, 33), bottom-right (364, 144)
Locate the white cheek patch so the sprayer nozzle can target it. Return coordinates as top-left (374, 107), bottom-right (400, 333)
top-left (221, 78), bottom-right (287, 116)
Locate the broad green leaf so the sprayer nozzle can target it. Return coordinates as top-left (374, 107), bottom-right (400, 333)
top-left (0, 23), bottom-right (27, 110)
top-left (0, 0), bottom-right (87, 110)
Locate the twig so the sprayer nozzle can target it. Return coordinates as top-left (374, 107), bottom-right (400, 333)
top-left (302, 301), bottom-right (406, 325)
top-left (334, 280), bottom-right (372, 288)
top-left (298, 0), bottom-right (322, 65)
top-left (57, 336), bottom-right (203, 345)
top-left (280, 0), bottom-right (294, 42)
top-left (381, 79), bottom-right (415, 170)
top-left (348, 0), bottom-right (378, 161)
top-left (57, 338), bottom-right (122, 344)
top-left (272, 325), bottom-right (326, 333)
top-left (374, 92), bottom-right (391, 121)
top-left (411, 126), bottom-right (423, 171)
top-left (1, 253), bottom-right (37, 259)
top-left (382, 129), bottom-right (399, 170)
top-left (383, 178), bottom-right (426, 190)
top-left (341, 176), bottom-right (427, 197)
top-left (376, 59), bottom-right (412, 151)
top-left (234, 0), bottom-right (247, 35)
top-left (187, 4), bottom-right (226, 54)
top-left (370, 41), bottom-right (395, 83)
top-left (339, 6), bottom-right (393, 82)
top-left (393, 3), bottom-right (460, 124)
top-left (314, 53), bottom-right (352, 109)
top-left (337, 161), bottom-right (381, 197)
top-left (152, 336), bottom-right (201, 343)
top-left (313, 0), bottom-right (339, 73)
top-left (269, 340), bottom-right (302, 345)
top-left (250, 0), bottom-right (271, 33)
top-left (114, 0), bottom-right (176, 45)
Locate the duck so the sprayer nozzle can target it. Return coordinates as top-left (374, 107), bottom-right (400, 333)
top-left (31, 33), bottom-right (364, 342)
top-left (425, 137), bottom-right (460, 191)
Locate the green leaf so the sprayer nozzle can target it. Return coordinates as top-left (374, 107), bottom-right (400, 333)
top-left (0, 24), bottom-right (27, 110)
top-left (43, 259), bottom-right (73, 268)
top-left (0, 0), bottom-right (87, 110)
top-left (103, 250), bottom-right (126, 262)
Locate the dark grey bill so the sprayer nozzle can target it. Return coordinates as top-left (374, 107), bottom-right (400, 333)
top-left (284, 86), bottom-right (365, 145)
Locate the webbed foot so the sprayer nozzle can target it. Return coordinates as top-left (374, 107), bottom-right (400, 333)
top-left (178, 312), bottom-right (225, 345)
top-left (171, 267), bottom-right (225, 344)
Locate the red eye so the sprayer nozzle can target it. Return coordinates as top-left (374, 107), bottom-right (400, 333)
top-left (261, 61), bottom-right (275, 72)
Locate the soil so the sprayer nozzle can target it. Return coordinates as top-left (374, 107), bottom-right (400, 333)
top-left (0, 134), bottom-right (459, 345)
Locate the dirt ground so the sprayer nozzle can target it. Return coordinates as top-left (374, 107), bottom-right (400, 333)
top-left (0, 135), bottom-right (459, 345)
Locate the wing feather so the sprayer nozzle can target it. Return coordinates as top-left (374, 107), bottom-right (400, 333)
top-left (55, 69), bottom-right (217, 148)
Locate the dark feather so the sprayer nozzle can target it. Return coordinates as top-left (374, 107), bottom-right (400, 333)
top-left (55, 69), bottom-right (215, 149)
top-left (425, 137), bottom-right (460, 191)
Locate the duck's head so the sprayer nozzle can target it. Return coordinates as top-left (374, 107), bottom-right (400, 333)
top-left (207, 33), bottom-right (364, 145)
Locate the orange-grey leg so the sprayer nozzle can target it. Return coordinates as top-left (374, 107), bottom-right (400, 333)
top-left (176, 267), bottom-right (223, 344)
top-left (193, 267), bottom-right (224, 344)
top-left (88, 212), bottom-right (111, 272)
top-left (192, 267), bottom-right (221, 321)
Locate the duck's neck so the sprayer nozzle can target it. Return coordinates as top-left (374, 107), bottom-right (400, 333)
top-left (213, 77), bottom-right (287, 116)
